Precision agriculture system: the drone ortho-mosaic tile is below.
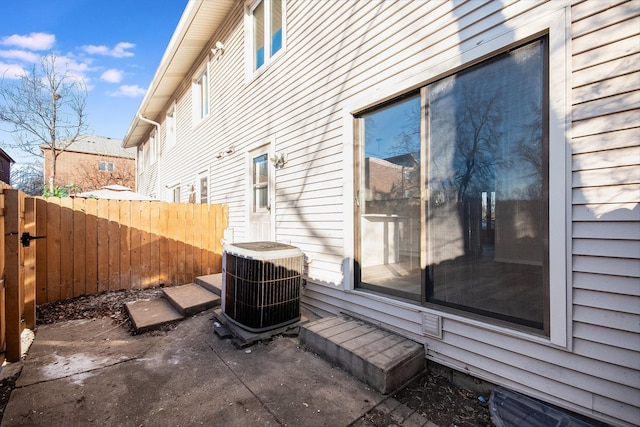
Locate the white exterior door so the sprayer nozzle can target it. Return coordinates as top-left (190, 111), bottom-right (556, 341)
top-left (249, 146), bottom-right (272, 241)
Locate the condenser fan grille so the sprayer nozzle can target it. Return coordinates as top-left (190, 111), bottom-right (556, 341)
top-left (224, 242), bottom-right (303, 332)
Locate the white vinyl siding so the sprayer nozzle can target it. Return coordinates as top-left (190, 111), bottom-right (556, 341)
top-left (141, 1), bottom-right (638, 425)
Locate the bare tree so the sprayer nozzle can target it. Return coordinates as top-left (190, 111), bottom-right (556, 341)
top-left (0, 54), bottom-right (88, 192)
top-left (69, 157), bottom-right (136, 192)
top-left (10, 161), bottom-right (44, 196)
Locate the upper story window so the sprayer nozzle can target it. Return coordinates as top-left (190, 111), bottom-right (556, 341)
top-left (250, 0), bottom-right (284, 71)
top-left (143, 140), bottom-right (150, 168)
top-left (193, 67), bottom-right (209, 123)
top-left (137, 145), bottom-right (144, 174)
top-left (148, 130), bottom-right (158, 165)
top-left (139, 131), bottom-right (158, 169)
top-left (99, 161), bottom-right (114, 172)
top-left (166, 103), bottom-right (176, 150)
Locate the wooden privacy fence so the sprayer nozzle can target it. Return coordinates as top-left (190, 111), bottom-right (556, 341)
top-left (1, 186), bottom-right (227, 362)
top-left (35, 197), bottom-right (228, 304)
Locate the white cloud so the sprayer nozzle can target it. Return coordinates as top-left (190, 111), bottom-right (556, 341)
top-left (0, 50), bottom-right (39, 63)
top-left (100, 68), bottom-right (124, 83)
top-left (82, 45), bottom-right (108, 55)
top-left (108, 84), bottom-right (146, 97)
top-left (54, 56), bottom-right (92, 85)
top-left (0, 61), bottom-right (26, 79)
top-left (82, 42), bottom-right (135, 58)
top-left (1, 32), bottom-right (55, 50)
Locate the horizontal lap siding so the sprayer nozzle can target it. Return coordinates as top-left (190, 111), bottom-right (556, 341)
top-left (152, 0), bottom-right (638, 425)
top-left (300, 2), bottom-right (639, 426)
top-left (570, 8), bottom-right (640, 420)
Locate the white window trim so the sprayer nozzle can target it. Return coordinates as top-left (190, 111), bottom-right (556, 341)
top-left (192, 63), bottom-right (210, 126)
top-left (99, 161), bottom-right (115, 172)
top-left (244, 0), bottom-right (286, 82)
top-left (197, 169), bottom-right (210, 204)
top-left (167, 182), bottom-right (182, 203)
top-left (343, 6), bottom-right (570, 348)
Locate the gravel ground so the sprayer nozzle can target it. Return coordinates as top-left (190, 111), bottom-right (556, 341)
top-left (1, 288), bottom-right (494, 426)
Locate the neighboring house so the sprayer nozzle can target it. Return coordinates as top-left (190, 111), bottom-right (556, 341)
top-left (41, 134), bottom-right (136, 192)
top-left (123, 1), bottom-right (639, 426)
top-left (0, 148), bottom-right (14, 184)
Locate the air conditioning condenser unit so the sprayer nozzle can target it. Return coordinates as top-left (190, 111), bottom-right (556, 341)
top-left (223, 242), bottom-right (303, 333)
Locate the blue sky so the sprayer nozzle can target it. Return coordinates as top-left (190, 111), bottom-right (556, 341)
top-left (0, 0), bottom-right (188, 164)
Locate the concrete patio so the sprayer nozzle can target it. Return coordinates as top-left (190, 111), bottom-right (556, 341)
top-left (0, 308), bottom-right (436, 427)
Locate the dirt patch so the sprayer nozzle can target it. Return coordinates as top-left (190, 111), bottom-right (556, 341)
top-left (392, 371), bottom-right (493, 426)
top-left (35, 287), bottom-right (165, 332)
top-left (0, 373), bottom-right (18, 422)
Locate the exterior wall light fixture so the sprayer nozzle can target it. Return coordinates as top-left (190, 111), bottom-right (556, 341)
top-left (271, 152), bottom-right (287, 169)
top-left (211, 41), bottom-right (225, 57)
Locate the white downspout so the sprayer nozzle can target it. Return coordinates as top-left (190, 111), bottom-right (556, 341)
top-left (138, 114), bottom-right (162, 199)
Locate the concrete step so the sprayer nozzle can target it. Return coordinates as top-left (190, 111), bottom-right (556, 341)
top-left (195, 273), bottom-right (222, 296)
top-left (299, 316), bottom-right (425, 395)
top-left (125, 283), bottom-right (221, 334)
top-left (125, 299), bottom-right (184, 333)
top-left (163, 283), bottom-right (221, 316)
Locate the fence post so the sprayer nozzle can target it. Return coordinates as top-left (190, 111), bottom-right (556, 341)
top-left (4, 189), bottom-right (23, 362)
top-left (0, 190), bottom-right (5, 356)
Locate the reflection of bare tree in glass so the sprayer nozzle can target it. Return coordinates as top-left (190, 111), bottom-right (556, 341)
top-left (380, 104), bottom-right (420, 201)
top-left (384, 156), bottom-right (420, 201)
top-left (515, 110), bottom-right (543, 201)
top-left (390, 103), bottom-right (421, 156)
top-left (454, 85), bottom-right (504, 202)
top-left (364, 117), bottom-right (379, 158)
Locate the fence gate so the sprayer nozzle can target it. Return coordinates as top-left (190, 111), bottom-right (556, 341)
top-left (2, 189), bottom-right (36, 362)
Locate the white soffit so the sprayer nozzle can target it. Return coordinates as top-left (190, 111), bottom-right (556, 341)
top-left (123, 0), bottom-right (235, 148)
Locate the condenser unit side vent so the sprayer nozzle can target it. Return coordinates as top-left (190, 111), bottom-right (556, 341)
top-left (223, 242), bottom-right (303, 333)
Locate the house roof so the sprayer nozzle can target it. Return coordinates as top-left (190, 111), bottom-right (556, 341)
top-left (0, 148), bottom-right (15, 163)
top-left (122, 0), bottom-right (236, 149)
top-left (41, 134), bottom-right (135, 159)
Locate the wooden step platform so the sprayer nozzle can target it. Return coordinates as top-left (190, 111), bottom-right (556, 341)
top-left (299, 316), bottom-right (425, 394)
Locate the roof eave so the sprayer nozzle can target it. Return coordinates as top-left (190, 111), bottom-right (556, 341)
top-left (122, 0), bottom-right (235, 148)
